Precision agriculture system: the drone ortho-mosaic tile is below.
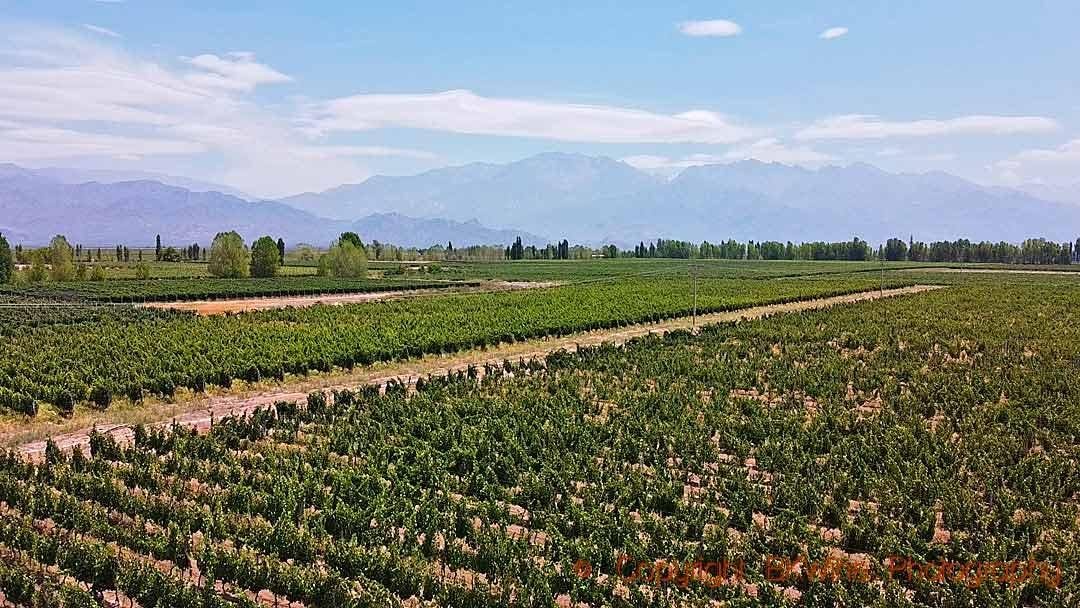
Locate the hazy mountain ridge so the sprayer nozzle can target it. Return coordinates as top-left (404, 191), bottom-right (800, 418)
top-left (0, 164), bottom-right (544, 247)
top-left (284, 153), bottom-right (660, 235)
top-left (3, 156), bottom-right (1079, 248)
top-left (5, 165), bottom-right (254, 199)
top-left (281, 155), bottom-right (1080, 245)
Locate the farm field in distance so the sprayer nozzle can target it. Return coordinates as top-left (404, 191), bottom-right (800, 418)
top-left (0, 270), bottom-right (1076, 607)
top-left (0, 276), bottom-right (472, 304)
top-left (0, 266), bottom-right (919, 418)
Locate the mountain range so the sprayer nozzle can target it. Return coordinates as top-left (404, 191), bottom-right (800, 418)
top-left (0, 164), bottom-right (543, 248)
top-left (2, 155), bottom-right (1079, 248)
top-left (283, 153), bottom-right (1080, 245)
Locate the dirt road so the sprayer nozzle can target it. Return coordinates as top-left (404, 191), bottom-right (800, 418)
top-left (14, 285), bottom-right (939, 458)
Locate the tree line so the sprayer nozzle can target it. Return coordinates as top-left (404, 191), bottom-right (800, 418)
top-left (617, 236), bottom-right (1078, 264)
top-left (0, 231), bottom-right (368, 284)
top-left (884, 236), bottom-right (1077, 265)
top-left (206, 231), bottom-right (368, 279)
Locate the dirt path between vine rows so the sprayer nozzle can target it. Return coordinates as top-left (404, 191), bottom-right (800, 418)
top-left (141, 280), bottom-right (562, 315)
top-left (11, 285), bottom-right (940, 458)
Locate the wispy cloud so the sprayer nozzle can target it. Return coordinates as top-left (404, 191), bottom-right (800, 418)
top-left (678, 20), bottom-right (742, 38)
top-left (622, 139), bottom-right (833, 172)
top-left (621, 154), bottom-right (724, 172)
top-left (182, 52), bottom-right (292, 92)
top-left (0, 123), bottom-right (202, 160)
top-left (82, 24), bottom-right (120, 38)
top-left (0, 25), bottom-right (433, 197)
top-left (724, 138), bottom-right (834, 164)
top-left (819, 27), bottom-right (848, 40)
top-left (993, 138), bottom-right (1080, 184)
top-left (304, 89), bottom-right (757, 144)
top-left (796, 114), bottom-right (1058, 140)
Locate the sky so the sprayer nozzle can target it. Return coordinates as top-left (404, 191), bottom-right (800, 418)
top-left (1, 1), bottom-right (1079, 198)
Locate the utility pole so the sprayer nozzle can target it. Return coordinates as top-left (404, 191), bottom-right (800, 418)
top-left (880, 257), bottom-right (884, 297)
top-left (690, 262), bottom-right (702, 332)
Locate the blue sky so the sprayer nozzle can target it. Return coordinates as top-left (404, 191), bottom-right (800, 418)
top-left (1, 1), bottom-right (1079, 197)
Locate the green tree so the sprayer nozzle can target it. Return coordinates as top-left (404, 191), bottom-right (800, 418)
top-left (277, 238), bottom-right (286, 266)
top-left (338, 231), bottom-right (365, 250)
top-left (250, 236), bottom-right (280, 278)
top-left (27, 250), bottom-right (47, 283)
top-left (134, 262), bottom-right (152, 279)
top-left (207, 231), bottom-right (249, 278)
top-left (319, 234), bottom-right (368, 278)
top-left (509, 236), bottom-right (524, 260)
top-left (160, 247), bottom-right (182, 262)
top-left (48, 235), bottom-right (75, 282)
top-left (883, 237), bottom-right (908, 261)
top-left (89, 265), bottom-right (107, 281)
top-left (0, 233), bottom-right (13, 284)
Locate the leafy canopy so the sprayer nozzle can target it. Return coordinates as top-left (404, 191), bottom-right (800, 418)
top-left (319, 232), bottom-right (368, 278)
top-left (250, 236), bottom-right (280, 278)
top-left (0, 233), bottom-right (12, 284)
top-left (208, 231), bottom-right (249, 279)
top-left (47, 235), bottom-right (75, 282)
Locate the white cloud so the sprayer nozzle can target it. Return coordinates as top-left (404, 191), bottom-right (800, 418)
top-left (678, 20), bottom-right (742, 38)
top-left (299, 145), bottom-right (437, 160)
top-left (993, 138), bottom-right (1080, 185)
top-left (0, 122), bottom-right (203, 160)
top-left (0, 25), bottom-right (425, 197)
top-left (921, 152), bottom-right (957, 162)
top-left (819, 27), bottom-right (848, 40)
top-left (182, 52), bottom-right (292, 92)
top-left (82, 24), bottom-right (121, 38)
top-left (724, 138), bottom-right (835, 164)
top-left (796, 114), bottom-right (1059, 140)
top-left (305, 89), bottom-right (756, 144)
top-left (1008, 138), bottom-right (1080, 164)
top-left (621, 139), bottom-right (832, 172)
top-left (621, 154), bottom-right (725, 172)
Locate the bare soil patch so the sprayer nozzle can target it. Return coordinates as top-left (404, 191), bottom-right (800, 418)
top-left (141, 280), bottom-right (561, 315)
top-left (11, 285), bottom-right (939, 457)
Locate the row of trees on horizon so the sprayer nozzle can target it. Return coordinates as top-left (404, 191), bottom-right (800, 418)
top-left (2, 231), bottom-right (1079, 286)
top-left (0, 231), bottom-right (370, 285)
top-left (622, 236), bottom-right (1080, 265)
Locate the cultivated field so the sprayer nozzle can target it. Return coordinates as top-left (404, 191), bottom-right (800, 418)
top-left (0, 274), bottom-right (915, 418)
top-left (1, 272), bottom-right (1076, 607)
top-left (0, 259), bottom-right (1076, 607)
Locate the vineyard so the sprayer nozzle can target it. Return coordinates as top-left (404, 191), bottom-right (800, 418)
top-left (0, 277), bottom-right (469, 304)
top-left (0, 275), bottom-right (916, 416)
top-left (1, 276), bottom-right (1075, 606)
top-left (389, 259), bottom-right (1080, 283)
top-left (406, 259), bottom-right (922, 282)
